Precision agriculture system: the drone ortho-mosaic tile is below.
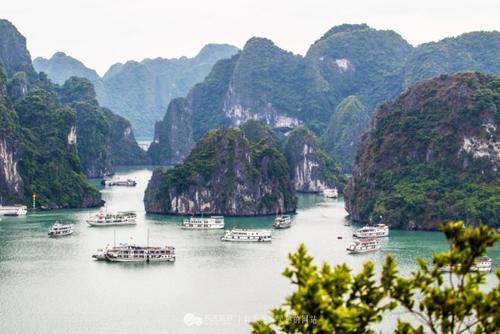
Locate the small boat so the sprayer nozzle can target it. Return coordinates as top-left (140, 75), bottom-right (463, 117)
top-left (323, 188), bottom-right (338, 198)
top-left (221, 229), bottom-right (272, 242)
top-left (353, 224), bottom-right (389, 238)
top-left (100, 244), bottom-right (176, 263)
top-left (472, 256), bottom-right (493, 272)
top-left (347, 238), bottom-right (381, 254)
top-left (48, 223), bottom-right (74, 237)
top-left (0, 205), bottom-right (28, 216)
top-left (441, 256), bottom-right (493, 273)
top-left (101, 178), bottom-right (137, 187)
top-left (86, 210), bottom-right (137, 227)
top-left (181, 216), bottom-right (224, 229)
top-left (273, 215), bottom-right (292, 229)
top-left (92, 248), bottom-right (108, 261)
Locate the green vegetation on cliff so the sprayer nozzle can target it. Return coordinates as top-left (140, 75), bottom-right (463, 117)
top-left (0, 19), bottom-right (103, 208)
top-left (14, 88), bottom-right (102, 208)
top-left (59, 77), bottom-right (112, 177)
top-left (59, 77), bottom-right (148, 175)
top-left (321, 95), bottom-right (370, 171)
top-left (404, 31), bottom-right (500, 88)
top-left (345, 72), bottom-right (500, 229)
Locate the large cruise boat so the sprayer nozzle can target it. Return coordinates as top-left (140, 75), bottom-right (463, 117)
top-left (353, 224), bottom-right (389, 238)
top-left (323, 188), bottom-right (338, 198)
top-left (181, 216), bottom-right (224, 229)
top-left (86, 210), bottom-right (137, 227)
top-left (221, 229), bottom-right (272, 242)
top-left (48, 223), bottom-right (74, 237)
top-left (93, 244), bottom-right (175, 263)
top-left (347, 239), bottom-right (381, 254)
top-left (0, 205), bottom-right (28, 216)
top-left (273, 215), bottom-right (292, 229)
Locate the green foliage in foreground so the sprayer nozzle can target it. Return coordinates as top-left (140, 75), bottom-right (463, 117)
top-left (251, 222), bottom-right (499, 333)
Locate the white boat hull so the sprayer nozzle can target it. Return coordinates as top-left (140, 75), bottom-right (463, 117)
top-left (273, 224), bottom-right (291, 229)
top-left (106, 256), bottom-right (175, 263)
top-left (48, 231), bottom-right (73, 237)
top-left (347, 247), bottom-right (380, 254)
top-left (353, 232), bottom-right (388, 238)
top-left (221, 237), bottom-right (271, 242)
top-left (0, 206), bottom-right (28, 216)
top-left (86, 221), bottom-right (136, 227)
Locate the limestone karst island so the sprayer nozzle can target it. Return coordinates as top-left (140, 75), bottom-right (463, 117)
top-left (0, 1), bottom-right (498, 333)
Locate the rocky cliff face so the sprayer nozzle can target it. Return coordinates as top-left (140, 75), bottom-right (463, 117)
top-left (148, 98), bottom-right (194, 165)
top-left (0, 19), bottom-right (35, 78)
top-left (33, 44), bottom-right (239, 138)
top-left (0, 20), bottom-right (103, 208)
top-left (103, 108), bottom-right (148, 166)
top-left (59, 77), bottom-right (113, 178)
top-left (144, 126), bottom-right (297, 215)
top-left (285, 126), bottom-right (343, 193)
top-left (0, 67), bottom-right (24, 203)
top-left (59, 77), bottom-right (148, 177)
top-left (148, 55), bottom-right (238, 164)
top-left (345, 72), bottom-right (500, 229)
top-left (306, 24), bottom-right (413, 112)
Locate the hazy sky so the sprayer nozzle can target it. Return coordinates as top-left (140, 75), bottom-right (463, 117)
top-left (1, 0), bottom-right (499, 75)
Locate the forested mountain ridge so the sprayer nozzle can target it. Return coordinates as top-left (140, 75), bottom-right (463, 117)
top-left (33, 44), bottom-right (239, 138)
top-left (151, 25), bottom-right (500, 169)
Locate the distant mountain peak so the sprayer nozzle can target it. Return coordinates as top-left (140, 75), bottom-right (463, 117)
top-left (52, 51), bottom-right (67, 58)
top-left (196, 43), bottom-right (239, 60)
top-left (318, 23), bottom-right (371, 41)
top-left (243, 37), bottom-right (276, 49)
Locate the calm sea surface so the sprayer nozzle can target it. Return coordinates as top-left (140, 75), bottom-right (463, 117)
top-left (1, 167), bottom-right (498, 334)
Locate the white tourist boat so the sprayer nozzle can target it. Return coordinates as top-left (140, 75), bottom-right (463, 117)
top-left (221, 229), bottom-right (272, 242)
top-left (94, 244), bottom-right (176, 263)
top-left (346, 238), bottom-right (381, 254)
top-left (353, 224), bottom-right (389, 238)
top-left (181, 216), bottom-right (224, 229)
top-left (0, 205), bottom-right (28, 216)
top-left (92, 248), bottom-right (108, 261)
top-left (86, 210), bottom-right (137, 226)
top-left (273, 215), bottom-right (292, 229)
top-left (472, 256), bottom-right (493, 272)
top-left (101, 178), bottom-right (137, 187)
top-left (48, 223), bottom-right (74, 237)
top-left (440, 256), bottom-right (493, 273)
top-left (323, 188), bottom-right (338, 198)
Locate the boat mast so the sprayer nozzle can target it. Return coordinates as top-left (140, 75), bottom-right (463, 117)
top-left (113, 229), bottom-right (116, 247)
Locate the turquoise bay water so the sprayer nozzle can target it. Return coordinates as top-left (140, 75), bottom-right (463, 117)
top-left (0, 167), bottom-right (498, 333)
